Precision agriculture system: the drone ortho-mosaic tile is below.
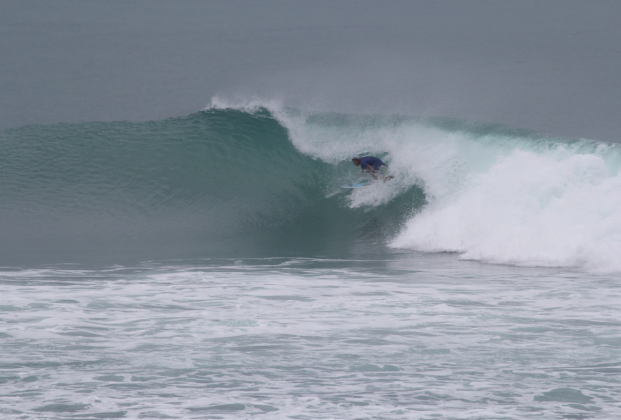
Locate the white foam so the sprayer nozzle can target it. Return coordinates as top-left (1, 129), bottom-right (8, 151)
top-left (392, 147), bottom-right (621, 272)
top-left (2, 260), bottom-right (621, 419)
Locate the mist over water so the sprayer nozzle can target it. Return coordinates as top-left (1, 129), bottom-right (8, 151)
top-left (3, 1), bottom-right (621, 141)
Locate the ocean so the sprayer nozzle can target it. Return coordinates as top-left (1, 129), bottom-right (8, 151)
top-left (1, 102), bottom-right (620, 419)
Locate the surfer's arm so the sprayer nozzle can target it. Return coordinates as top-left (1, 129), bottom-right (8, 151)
top-left (366, 166), bottom-right (378, 179)
top-left (357, 165), bottom-right (371, 176)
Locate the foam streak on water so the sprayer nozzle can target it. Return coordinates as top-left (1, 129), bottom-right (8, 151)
top-left (1, 257), bottom-right (620, 419)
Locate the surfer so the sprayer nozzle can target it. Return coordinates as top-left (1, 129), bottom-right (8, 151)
top-left (352, 156), bottom-right (393, 181)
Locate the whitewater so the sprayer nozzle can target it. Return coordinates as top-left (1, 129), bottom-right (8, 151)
top-left (1, 100), bottom-right (620, 419)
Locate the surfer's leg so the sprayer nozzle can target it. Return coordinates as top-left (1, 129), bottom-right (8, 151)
top-left (380, 166), bottom-right (392, 182)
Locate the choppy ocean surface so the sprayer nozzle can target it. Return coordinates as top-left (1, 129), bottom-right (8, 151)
top-left (1, 101), bottom-right (621, 418)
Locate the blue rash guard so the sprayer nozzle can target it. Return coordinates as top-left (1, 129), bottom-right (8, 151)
top-left (359, 156), bottom-right (386, 171)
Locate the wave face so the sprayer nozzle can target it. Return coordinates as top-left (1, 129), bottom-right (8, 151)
top-left (2, 101), bottom-right (621, 271)
top-left (0, 107), bottom-right (423, 264)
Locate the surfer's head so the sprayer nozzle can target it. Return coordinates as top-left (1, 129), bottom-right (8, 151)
top-left (352, 157), bottom-right (361, 166)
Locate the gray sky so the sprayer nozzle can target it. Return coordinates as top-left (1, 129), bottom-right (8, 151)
top-left (2, 0), bottom-right (621, 141)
